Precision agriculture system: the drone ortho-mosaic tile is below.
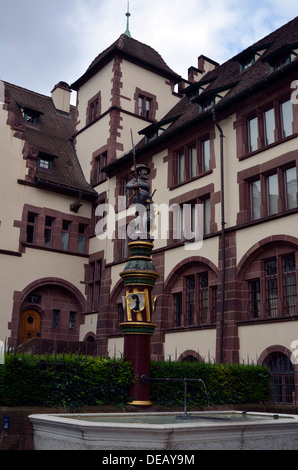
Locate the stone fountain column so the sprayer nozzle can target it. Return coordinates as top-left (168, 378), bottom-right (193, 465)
top-left (119, 238), bottom-right (159, 407)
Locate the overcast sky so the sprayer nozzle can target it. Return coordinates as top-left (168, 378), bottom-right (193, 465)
top-left (1, 0), bottom-right (296, 104)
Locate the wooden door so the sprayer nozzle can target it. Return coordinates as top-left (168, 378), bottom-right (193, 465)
top-left (19, 309), bottom-right (41, 344)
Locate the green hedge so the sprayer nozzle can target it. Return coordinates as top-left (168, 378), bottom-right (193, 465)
top-left (0, 354), bottom-right (134, 410)
top-left (0, 354), bottom-right (269, 410)
top-left (150, 361), bottom-right (269, 408)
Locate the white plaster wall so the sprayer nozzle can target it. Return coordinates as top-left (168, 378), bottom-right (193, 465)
top-left (238, 322), bottom-right (298, 362)
top-left (236, 215), bottom-right (298, 265)
top-left (107, 336), bottom-right (124, 358)
top-left (79, 314), bottom-right (98, 341)
top-left (164, 328), bottom-right (217, 361)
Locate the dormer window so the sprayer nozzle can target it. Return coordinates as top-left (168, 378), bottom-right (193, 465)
top-left (21, 107), bottom-right (41, 126)
top-left (271, 55), bottom-right (291, 72)
top-left (262, 43), bottom-right (298, 73)
top-left (37, 153), bottom-right (56, 171)
top-left (236, 45), bottom-right (270, 72)
top-left (38, 159), bottom-right (52, 170)
top-left (195, 82), bottom-right (238, 113)
top-left (240, 55), bottom-right (255, 71)
top-left (199, 98), bottom-right (215, 113)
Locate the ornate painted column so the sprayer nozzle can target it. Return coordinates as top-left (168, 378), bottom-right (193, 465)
top-left (120, 238), bottom-right (159, 406)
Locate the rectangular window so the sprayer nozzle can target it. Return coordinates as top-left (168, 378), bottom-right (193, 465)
top-left (44, 216), bottom-right (54, 247)
top-left (202, 139), bottom-right (210, 172)
top-left (52, 310), bottom-right (60, 327)
top-left (272, 56), bottom-right (290, 71)
top-left (95, 152), bottom-right (107, 185)
top-left (138, 97), bottom-right (143, 115)
top-left (69, 311), bottom-right (76, 328)
top-left (248, 117), bottom-right (258, 152)
top-left (267, 174), bottom-right (279, 215)
top-left (145, 98), bottom-right (150, 119)
top-left (281, 100), bottom-right (293, 138)
top-left (241, 56), bottom-right (255, 70)
top-left (285, 167), bottom-right (297, 210)
top-left (174, 293), bottom-right (182, 327)
top-left (199, 273), bottom-right (208, 324)
top-left (211, 287), bottom-right (217, 323)
top-left (283, 254), bottom-right (296, 316)
top-left (89, 260), bottom-right (102, 311)
top-left (189, 147), bottom-right (197, 178)
top-left (265, 259), bottom-right (278, 317)
top-left (118, 303), bottom-right (124, 324)
top-left (38, 158), bottom-right (53, 170)
top-left (78, 224), bottom-right (86, 253)
top-left (138, 96), bottom-right (151, 119)
top-left (89, 98), bottom-right (99, 123)
top-left (264, 108), bottom-right (275, 145)
top-left (26, 212), bottom-right (37, 244)
top-left (203, 198), bottom-right (211, 235)
top-left (249, 279), bottom-right (261, 318)
top-left (186, 276), bottom-right (195, 325)
top-left (22, 108), bottom-right (40, 126)
top-left (61, 220), bottom-right (70, 250)
top-left (251, 179), bottom-right (261, 220)
top-left (178, 152), bottom-right (185, 183)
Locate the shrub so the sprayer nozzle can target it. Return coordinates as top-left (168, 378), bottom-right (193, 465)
top-left (0, 354), bottom-right (269, 410)
top-left (150, 360), bottom-right (269, 408)
top-left (0, 354), bottom-right (134, 410)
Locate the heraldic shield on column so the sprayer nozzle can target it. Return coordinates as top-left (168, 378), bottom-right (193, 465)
top-left (118, 158), bottom-right (159, 406)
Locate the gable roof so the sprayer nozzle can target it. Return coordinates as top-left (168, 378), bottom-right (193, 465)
top-left (147, 16), bottom-right (298, 138)
top-left (4, 81), bottom-right (97, 199)
top-left (71, 34), bottom-right (181, 90)
top-left (102, 16), bottom-right (298, 174)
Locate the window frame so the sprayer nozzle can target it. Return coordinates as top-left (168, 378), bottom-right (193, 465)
top-left (241, 163), bottom-right (298, 223)
top-left (171, 135), bottom-right (214, 187)
top-left (88, 260), bottom-right (102, 312)
top-left (243, 99), bottom-right (294, 157)
top-left (246, 252), bottom-right (298, 320)
top-left (86, 92), bottom-right (101, 126)
top-left (134, 88), bottom-right (157, 122)
top-left (61, 220), bottom-right (71, 250)
top-left (44, 216), bottom-right (55, 247)
top-left (171, 268), bottom-right (217, 328)
top-left (26, 212), bottom-right (38, 244)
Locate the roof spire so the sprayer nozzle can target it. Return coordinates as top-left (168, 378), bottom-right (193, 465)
top-left (125, 2), bottom-right (132, 38)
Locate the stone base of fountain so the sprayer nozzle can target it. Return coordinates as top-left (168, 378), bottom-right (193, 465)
top-left (29, 411), bottom-right (298, 450)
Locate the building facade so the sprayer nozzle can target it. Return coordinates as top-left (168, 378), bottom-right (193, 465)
top-left (1, 17), bottom-right (298, 403)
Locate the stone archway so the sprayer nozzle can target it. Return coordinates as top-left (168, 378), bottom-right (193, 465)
top-left (10, 278), bottom-right (87, 347)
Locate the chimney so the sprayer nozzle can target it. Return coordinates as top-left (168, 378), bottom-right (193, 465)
top-left (197, 55), bottom-right (219, 76)
top-left (51, 81), bottom-right (71, 114)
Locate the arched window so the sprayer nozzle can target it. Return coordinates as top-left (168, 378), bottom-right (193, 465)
top-left (241, 245), bottom-right (298, 320)
top-left (264, 352), bottom-right (295, 404)
top-left (170, 262), bottom-right (217, 328)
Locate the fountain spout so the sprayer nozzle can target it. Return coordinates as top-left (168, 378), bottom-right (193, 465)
top-left (140, 374), bottom-right (209, 415)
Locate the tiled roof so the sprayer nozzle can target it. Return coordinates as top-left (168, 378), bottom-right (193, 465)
top-left (71, 34), bottom-right (181, 89)
top-left (103, 16), bottom-right (298, 174)
top-left (4, 82), bottom-right (97, 198)
top-left (142, 16), bottom-right (298, 142)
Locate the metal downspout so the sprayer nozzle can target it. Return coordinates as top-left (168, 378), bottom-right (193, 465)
top-left (212, 108), bottom-right (225, 364)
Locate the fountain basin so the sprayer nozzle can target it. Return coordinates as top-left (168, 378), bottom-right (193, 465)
top-left (29, 411), bottom-right (298, 450)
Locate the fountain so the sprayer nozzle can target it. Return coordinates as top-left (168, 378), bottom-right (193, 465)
top-left (28, 161), bottom-right (298, 450)
top-left (29, 410), bottom-right (298, 450)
